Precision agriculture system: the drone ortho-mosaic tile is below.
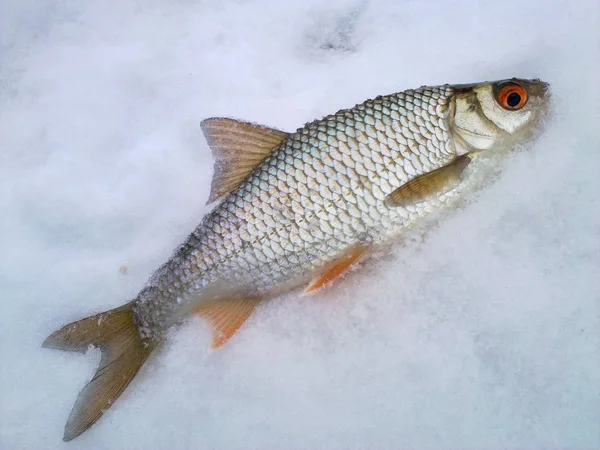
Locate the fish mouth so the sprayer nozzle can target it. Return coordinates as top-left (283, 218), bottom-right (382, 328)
top-left (530, 78), bottom-right (551, 90)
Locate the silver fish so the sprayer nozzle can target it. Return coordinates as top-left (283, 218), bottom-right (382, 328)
top-left (43, 78), bottom-right (550, 441)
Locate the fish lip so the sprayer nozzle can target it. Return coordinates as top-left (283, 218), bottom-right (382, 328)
top-left (539, 80), bottom-right (551, 96)
top-left (530, 78), bottom-right (551, 90)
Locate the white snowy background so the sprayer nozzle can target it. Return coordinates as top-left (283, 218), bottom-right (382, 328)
top-left (1, 0), bottom-right (599, 448)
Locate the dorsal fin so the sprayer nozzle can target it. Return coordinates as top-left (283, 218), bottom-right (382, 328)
top-left (201, 118), bottom-right (289, 204)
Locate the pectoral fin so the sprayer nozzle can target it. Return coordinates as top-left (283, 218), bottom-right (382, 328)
top-left (195, 297), bottom-right (262, 349)
top-left (304, 245), bottom-right (371, 295)
top-left (201, 118), bottom-right (289, 203)
top-left (384, 154), bottom-right (472, 207)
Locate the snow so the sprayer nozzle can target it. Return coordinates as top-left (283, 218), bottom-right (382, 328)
top-left (1, 0), bottom-right (599, 448)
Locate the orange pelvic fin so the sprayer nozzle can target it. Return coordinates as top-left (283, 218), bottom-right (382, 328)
top-left (304, 244), bottom-right (370, 295)
top-left (195, 297), bottom-right (262, 349)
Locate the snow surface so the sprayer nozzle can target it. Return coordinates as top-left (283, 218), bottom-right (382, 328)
top-left (1, 0), bottom-right (599, 448)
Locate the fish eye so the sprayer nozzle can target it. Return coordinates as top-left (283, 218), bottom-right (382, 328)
top-left (495, 82), bottom-right (528, 111)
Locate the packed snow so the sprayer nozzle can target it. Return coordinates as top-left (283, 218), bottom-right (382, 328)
top-left (1, 0), bottom-right (599, 448)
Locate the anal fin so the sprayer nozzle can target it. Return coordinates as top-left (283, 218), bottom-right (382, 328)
top-left (195, 297), bottom-right (262, 349)
top-left (304, 245), bottom-right (370, 295)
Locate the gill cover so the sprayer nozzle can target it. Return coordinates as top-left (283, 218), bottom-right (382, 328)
top-left (450, 78), bottom-right (550, 152)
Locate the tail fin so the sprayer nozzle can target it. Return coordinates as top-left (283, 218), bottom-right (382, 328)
top-left (42, 301), bottom-right (157, 442)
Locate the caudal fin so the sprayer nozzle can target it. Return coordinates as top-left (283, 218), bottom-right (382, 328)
top-left (43, 302), bottom-right (157, 442)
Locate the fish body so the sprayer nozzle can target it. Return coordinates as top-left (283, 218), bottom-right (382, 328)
top-left (134, 84), bottom-right (458, 337)
top-left (43, 78), bottom-right (550, 441)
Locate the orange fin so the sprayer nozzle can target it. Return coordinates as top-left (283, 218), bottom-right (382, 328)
top-left (304, 245), bottom-right (370, 295)
top-left (195, 297), bottom-right (262, 349)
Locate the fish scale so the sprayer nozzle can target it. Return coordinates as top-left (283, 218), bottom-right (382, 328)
top-left (132, 85), bottom-right (456, 338)
top-left (44, 78), bottom-right (550, 441)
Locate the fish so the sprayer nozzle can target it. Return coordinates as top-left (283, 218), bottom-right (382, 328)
top-left (43, 77), bottom-right (550, 441)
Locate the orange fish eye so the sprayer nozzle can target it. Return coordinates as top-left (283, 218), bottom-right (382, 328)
top-left (495, 83), bottom-right (528, 110)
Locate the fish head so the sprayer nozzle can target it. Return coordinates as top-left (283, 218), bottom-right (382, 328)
top-left (449, 78), bottom-right (551, 154)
